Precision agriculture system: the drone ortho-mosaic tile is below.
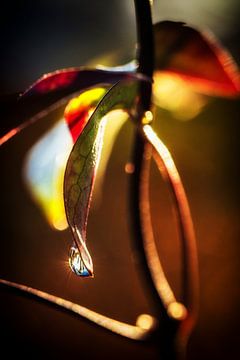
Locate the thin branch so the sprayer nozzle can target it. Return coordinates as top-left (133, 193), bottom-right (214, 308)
top-left (139, 142), bottom-right (177, 309)
top-left (0, 278), bottom-right (156, 341)
top-left (142, 124), bottom-right (199, 346)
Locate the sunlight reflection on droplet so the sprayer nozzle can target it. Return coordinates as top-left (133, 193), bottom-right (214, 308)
top-left (69, 246), bottom-right (91, 277)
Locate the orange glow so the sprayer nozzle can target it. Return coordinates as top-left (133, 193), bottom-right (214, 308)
top-left (0, 128), bottom-right (19, 146)
top-left (125, 162), bottom-right (135, 174)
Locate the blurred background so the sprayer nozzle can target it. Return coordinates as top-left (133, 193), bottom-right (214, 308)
top-left (0, 1), bottom-right (240, 359)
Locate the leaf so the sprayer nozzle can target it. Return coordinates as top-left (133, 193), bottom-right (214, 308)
top-left (0, 67), bottom-right (145, 146)
top-left (22, 67), bottom-right (135, 99)
top-left (22, 70), bottom-right (146, 233)
top-left (23, 88), bottom-right (109, 232)
top-left (65, 88), bottom-right (129, 209)
top-left (64, 79), bottom-right (142, 276)
top-left (154, 21), bottom-right (240, 97)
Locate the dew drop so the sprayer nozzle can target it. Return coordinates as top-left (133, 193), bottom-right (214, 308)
top-left (69, 246), bottom-right (90, 277)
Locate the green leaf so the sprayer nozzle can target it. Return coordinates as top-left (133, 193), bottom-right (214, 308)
top-left (63, 79), bottom-right (141, 276)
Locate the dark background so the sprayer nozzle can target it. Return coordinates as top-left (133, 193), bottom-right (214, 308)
top-left (0, 1), bottom-right (240, 359)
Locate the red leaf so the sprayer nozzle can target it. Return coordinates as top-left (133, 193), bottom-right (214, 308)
top-left (154, 21), bottom-right (240, 97)
top-left (22, 67), bottom-right (130, 97)
top-left (32, 71), bottom-right (78, 93)
top-left (64, 88), bottom-right (107, 142)
top-left (0, 68), bottom-right (145, 146)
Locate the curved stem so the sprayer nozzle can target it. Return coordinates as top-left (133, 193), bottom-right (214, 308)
top-left (0, 278), bottom-right (156, 341)
top-left (139, 142), bottom-right (177, 310)
top-left (142, 125), bottom-right (199, 351)
top-left (132, 2), bottom-right (198, 358)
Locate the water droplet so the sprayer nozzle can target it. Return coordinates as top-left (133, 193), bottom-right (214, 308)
top-left (69, 246), bottom-right (90, 277)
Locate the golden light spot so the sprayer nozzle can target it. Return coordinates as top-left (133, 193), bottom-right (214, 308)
top-left (64, 87), bottom-right (106, 118)
top-left (125, 162), bottom-right (135, 174)
top-left (167, 302), bottom-right (187, 321)
top-left (153, 72), bottom-right (207, 120)
top-left (136, 314), bottom-right (157, 330)
top-left (142, 110), bottom-right (153, 125)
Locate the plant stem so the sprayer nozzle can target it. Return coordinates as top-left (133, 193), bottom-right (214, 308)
top-left (132, 0), bottom-right (162, 312)
top-left (134, 0), bottom-right (153, 106)
top-left (131, 1), bottom-right (182, 359)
